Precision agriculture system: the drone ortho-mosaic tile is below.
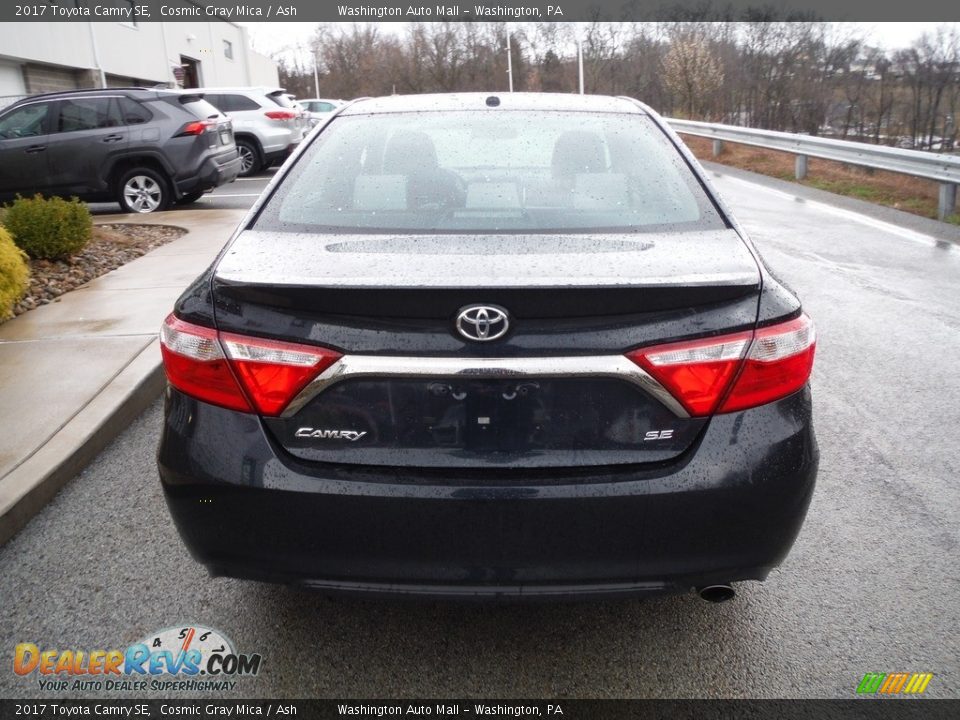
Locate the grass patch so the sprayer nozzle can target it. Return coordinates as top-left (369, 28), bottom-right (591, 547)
top-left (805, 178), bottom-right (886, 201)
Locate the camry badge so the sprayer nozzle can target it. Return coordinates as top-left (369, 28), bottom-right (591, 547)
top-left (295, 428), bottom-right (367, 441)
top-left (456, 305), bottom-right (510, 342)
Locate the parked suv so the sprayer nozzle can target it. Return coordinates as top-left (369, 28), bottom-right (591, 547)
top-left (158, 93), bottom-right (818, 601)
top-left (0, 87), bottom-right (239, 213)
top-left (198, 87), bottom-right (306, 176)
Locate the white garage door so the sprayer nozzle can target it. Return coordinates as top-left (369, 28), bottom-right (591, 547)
top-left (0, 60), bottom-right (26, 99)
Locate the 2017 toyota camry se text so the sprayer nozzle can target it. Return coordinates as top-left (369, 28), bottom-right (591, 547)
top-left (157, 93), bottom-right (818, 601)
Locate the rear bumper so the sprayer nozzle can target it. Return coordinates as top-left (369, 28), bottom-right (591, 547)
top-left (256, 126), bottom-right (300, 157)
top-left (262, 140), bottom-right (300, 166)
top-left (157, 387), bottom-right (818, 599)
top-left (175, 150), bottom-right (241, 195)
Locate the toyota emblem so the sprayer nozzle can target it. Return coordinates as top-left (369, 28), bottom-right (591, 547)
top-left (455, 305), bottom-right (510, 342)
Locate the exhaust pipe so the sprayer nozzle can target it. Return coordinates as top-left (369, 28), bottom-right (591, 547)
top-left (697, 584), bottom-right (735, 603)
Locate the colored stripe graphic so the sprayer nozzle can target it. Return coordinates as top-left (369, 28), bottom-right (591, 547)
top-left (857, 673), bottom-right (886, 694)
top-left (904, 674), bottom-right (934, 694)
top-left (858, 673), bottom-right (933, 694)
top-left (880, 673), bottom-right (908, 694)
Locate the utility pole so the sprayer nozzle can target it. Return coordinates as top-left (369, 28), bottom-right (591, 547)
top-left (577, 38), bottom-right (584, 94)
top-left (299, 43), bottom-right (321, 98)
top-left (506, 30), bottom-right (514, 93)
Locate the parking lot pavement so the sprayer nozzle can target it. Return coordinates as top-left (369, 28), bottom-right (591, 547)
top-left (1, 168), bottom-right (958, 699)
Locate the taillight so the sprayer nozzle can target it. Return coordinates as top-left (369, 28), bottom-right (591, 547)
top-left (719, 315), bottom-right (816, 413)
top-left (159, 315), bottom-right (249, 412)
top-left (177, 120), bottom-right (217, 136)
top-left (159, 314), bottom-right (341, 416)
top-left (219, 332), bottom-right (340, 415)
top-left (628, 331), bottom-right (751, 416)
top-left (627, 314), bottom-right (816, 416)
top-left (264, 110), bottom-right (297, 121)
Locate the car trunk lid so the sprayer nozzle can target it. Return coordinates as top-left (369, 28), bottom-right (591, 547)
top-left (212, 228), bottom-right (760, 468)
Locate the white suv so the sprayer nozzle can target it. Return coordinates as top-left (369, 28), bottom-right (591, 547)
top-left (198, 87), bottom-right (306, 176)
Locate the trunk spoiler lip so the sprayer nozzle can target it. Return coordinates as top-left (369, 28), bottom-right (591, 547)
top-left (212, 228), bottom-right (761, 289)
top-left (212, 273), bottom-right (760, 290)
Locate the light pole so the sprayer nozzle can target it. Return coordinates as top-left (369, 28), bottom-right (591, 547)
top-left (298, 43), bottom-right (321, 98)
top-left (506, 30), bottom-right (514, 93)
top-left (577, 37), bottom-right (584, 94)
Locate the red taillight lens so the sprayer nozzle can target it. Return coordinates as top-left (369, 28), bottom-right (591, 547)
top-left (219, 332), bottom-right (340, 415)
top-left (159, 314), bottom-right (341, 416)
top-left (719, 314), bottom-right (816, 413)
top-left (628, 331), bottom-right (752, 416)
top-left (264, 110), bottom-right (297, 120)
top-left (159, 315), bottom-right (251, 412)
top-left (627, 314), bottom-right (816, 416)
top-left (177, 120), bottom-right (216, 136)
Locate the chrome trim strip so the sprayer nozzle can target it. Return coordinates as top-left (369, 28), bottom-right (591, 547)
top-left (282, 355), bottom-right (689, 419)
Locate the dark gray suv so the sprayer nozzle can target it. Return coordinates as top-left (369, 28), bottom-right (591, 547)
top-left (0, 87), bottom-right (240, 213)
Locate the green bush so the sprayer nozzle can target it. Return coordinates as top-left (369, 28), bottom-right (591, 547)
top-left (0, 226), bottom-right (29, 319)
top-left (4, 195), bottom-right (92, 259)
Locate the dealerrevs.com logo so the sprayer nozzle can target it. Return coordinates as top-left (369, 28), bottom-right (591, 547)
top-left (13, 625), bottom-right (262, 693)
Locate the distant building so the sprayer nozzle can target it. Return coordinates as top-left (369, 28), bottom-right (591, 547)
top-left (0, 17), bottom-right (278, 104)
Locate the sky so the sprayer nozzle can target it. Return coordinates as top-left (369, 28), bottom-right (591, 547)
top-left (244, 21), bottom-right (957, 62)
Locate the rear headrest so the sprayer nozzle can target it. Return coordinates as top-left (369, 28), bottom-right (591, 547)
top-left (552, 131), bottom-right (606, 177)
top-left (383, 131), bottom-right (438, 174)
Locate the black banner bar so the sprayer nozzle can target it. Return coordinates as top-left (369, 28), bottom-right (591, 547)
top-left (2, 700), bottom-right (960, 720)
top-left (1, 0), bottom-right (959, 23)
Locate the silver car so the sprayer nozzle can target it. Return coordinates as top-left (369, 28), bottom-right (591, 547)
top-left (198, 87), bottom-right (306, 176)
top-left (300, 98), bottom-right (344, 127)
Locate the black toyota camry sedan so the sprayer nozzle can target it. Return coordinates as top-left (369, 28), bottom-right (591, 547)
top-left (157, 93), bottom-right (818, 602)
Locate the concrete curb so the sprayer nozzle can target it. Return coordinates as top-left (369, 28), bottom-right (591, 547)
top-left (0, 338), bottom-right (165, 547)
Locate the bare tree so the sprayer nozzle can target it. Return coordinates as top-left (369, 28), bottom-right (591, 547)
top-left (267, 21), bottom-right (957, 153)
top-left (662, 28), bottom-right (724, 119)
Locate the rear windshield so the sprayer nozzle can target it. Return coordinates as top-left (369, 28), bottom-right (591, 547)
top-left (267, 92), bottom-right (296, 108)
top-left (181, 96), bottom-right (223, 120)
top-left (254, 110), bottom-right (726, 234)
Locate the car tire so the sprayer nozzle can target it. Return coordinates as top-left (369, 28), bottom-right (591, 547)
top-left (236, 140), bottom-right (261, 177)
top-left (117, 168), bottom-right (171, 214)
top-left (177, 190), bottom-right (206, 205)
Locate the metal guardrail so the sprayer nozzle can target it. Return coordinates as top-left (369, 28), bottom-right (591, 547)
top-left (668, 118), bottom-right (960, 221)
